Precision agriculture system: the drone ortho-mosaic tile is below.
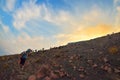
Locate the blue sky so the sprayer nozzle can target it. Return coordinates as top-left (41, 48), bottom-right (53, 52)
top-left (0, 0), bottom-right (120, 55)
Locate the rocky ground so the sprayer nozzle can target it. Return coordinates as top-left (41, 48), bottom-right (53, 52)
top-left (0, 32), bottom-right (120, 80)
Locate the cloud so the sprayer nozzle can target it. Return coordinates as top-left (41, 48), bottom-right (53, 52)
top-left (114, 0), bottom-right (120, 4)
top-left (3, 25), bottom-right (9, 33)
top-left (3, 0), bottom-right (16, 12)
top-left (12, 0), bottom-right (119, 47)
top-left (13, 1), bottom-right (41, 30)
top-left (13, 0), bottom-right (74, 30)
top-left (83, 7), bottom-right (101, 22)
top-left (1, 0), bottom-right (120, 55)
top-left (0, 21), bottom-right (16, 55)
top-left (0, 21), bottom-right (9, 33)
top-left (0, 21), bottom-right (58, 55)
top-left (0, 40), bottom-right (16, 55)
top-left (114, 0), bottom-right (120, 26)
top-left (116, 6), bottom-right (120, 25)
top-left (0, 31), bottom-right (56, 55)
top-left (54, 24), bottom-right (119, 46)
top-left (14, 33), bottom-right (45, 50)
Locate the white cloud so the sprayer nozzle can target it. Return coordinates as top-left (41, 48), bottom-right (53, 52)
top-left (115, 6), bottom-right (120, 26)
top-left (3, 0), bottom-right (16, 12)
top-left (0, 21), bottom-right (15, 55)
top-left (114, 0), bottom-right (120, 4)
top-left (0, 21), bottom-right (9, 33)
top-left (54, 24), bottom-right (119, 46)
top-left (114, 0), bottom-right (120, 26)
top-left (53, 5), bottom-right (120, 46)
top-left (13, 1), bottom-right (41, 30)
top-left (1, 0), bottom-right (120, 55)
top-left (0, 31), bottom-right (55, 55)
top-left (82, 5), bottom-right (113, 26)
top-left (13, 0), bottom-right (74, 30)
top-left (3, 25), bottom-right (9, 33)
top-left (83, 8), bottom-right (101, 22)
top-left (12, 0), bottom-right (118, 47)
top-left (15, 33), bottom-right (45, 50)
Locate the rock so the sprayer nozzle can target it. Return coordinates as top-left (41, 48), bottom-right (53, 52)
top-left (99, 52), bottom-right (103, 54)
top-left (59, 71), bottom-right (65, 77)
top-left (78, 67), bottom-right (85, 72)
top-left (107, 67), bottom-right (112, 73)
top-left (73, 66), bottom-right (77, 70)
top-left (79, 74), bottom-right (85, 79)
top-left (90, 48), bottom-right (94, 51)
top-left (104, 65), bottom-right (109, 71)
top-left (92, 64), bottom-right (98, 68)
top-left (28, 75), bottom-right (36, 80)
top-left (44, 76), bottom-right (51, 80)
top-left (103, 57), bottom-right (108, 63)
top-left (114, 68), bottom-right (120, 73)
top-left (56, 64), bottom-right (62, 68)
top-left (53, 63), bottom-right (59, 67)
top-left (69, 60), bottom-right (72, 63)
top-left (101, 65), bottom-right (112, 73)
top-left (87, 59), bottom-right (93, 65)
top-left (70, 56), bottom-right (74, 60)
top-left (72, 77), bottom-right (76, 80)
top-left (50, 71), bottom-right (59, 79)
top-left (60, 68), bottom-right (64, 72)
top-left (36, 64), bottom-right (51, 78)
top-left (36, 72), bottom-right (44, 79)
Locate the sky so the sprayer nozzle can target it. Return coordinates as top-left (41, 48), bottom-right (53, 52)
top-left (0, 0), bottom-right (120, 55)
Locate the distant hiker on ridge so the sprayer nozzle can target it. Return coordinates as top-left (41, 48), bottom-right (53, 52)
top-left (19, 51), bottom-right (28, 70)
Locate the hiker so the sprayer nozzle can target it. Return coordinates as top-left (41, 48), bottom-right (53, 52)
top-left (19, 51), bottom-right (28, 69)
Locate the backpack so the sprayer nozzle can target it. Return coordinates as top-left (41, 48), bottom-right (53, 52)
top-left (22, 53), bottom-right (27, 59)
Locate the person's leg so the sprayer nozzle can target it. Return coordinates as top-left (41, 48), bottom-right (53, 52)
top-left (21, 58), bottom-right (26, 70)
top-left (20, 58), bottom-right (25, 69)
top-left (20, 64), bottom-right (22, 68)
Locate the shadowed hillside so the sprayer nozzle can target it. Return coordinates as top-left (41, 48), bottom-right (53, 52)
top-left (0, 32), bottom-right (120, 80)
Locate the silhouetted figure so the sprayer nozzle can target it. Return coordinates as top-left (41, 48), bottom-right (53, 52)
top-left (19, 52), bottom-right (28, 70)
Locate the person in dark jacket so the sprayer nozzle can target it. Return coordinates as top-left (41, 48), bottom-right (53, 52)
top-left (19, 52), bottom-right (28, 69)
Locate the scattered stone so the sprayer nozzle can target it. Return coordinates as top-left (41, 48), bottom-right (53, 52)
top-left (78, 67), bottom-right (84, 72)
top-left (59, 71), bottom-right (65, 77)
top-left (107, 67), bottom-right (112, 73)
top-left (114, 68), bottom-right (120, 73)
top-left (103, 57), bottom-right (108, 63)
top-left (101, 65), bottom-right (112, 73)
top-left (28, 75), bottom-right (36, 80)
top-left (36, 72), bottom-right (44, 79)
top-left (50, 71), bottom-right (59, 79)
top-left (36, 64), bottom-right (51, 78)
top-left (92, 64), bottom-right (98, 68)
top-left (69, 60), bottom-right (72, 63)
top-left (70, 56), bottom-right (74, 60)
top-left (60, 65), bottom-right (63, 68)
top-left (73, 66), bottom-right (77, 70)
top-left (44, 76), bottom-right (51, 80)
top-left (60, 68), bottom-right (64, 72)
top-left (87, 59), bottom-right (93, 65)
top-left (90, 48), bottom-right (94, 51)
top-left (72, 77), bottom-right (76, 80)
top-left (99, 52), bottom-right (103, 54)
top-left (66, 73), bottom-right (70, 77)
top-left (79, 74), bottom-right (85, 79)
